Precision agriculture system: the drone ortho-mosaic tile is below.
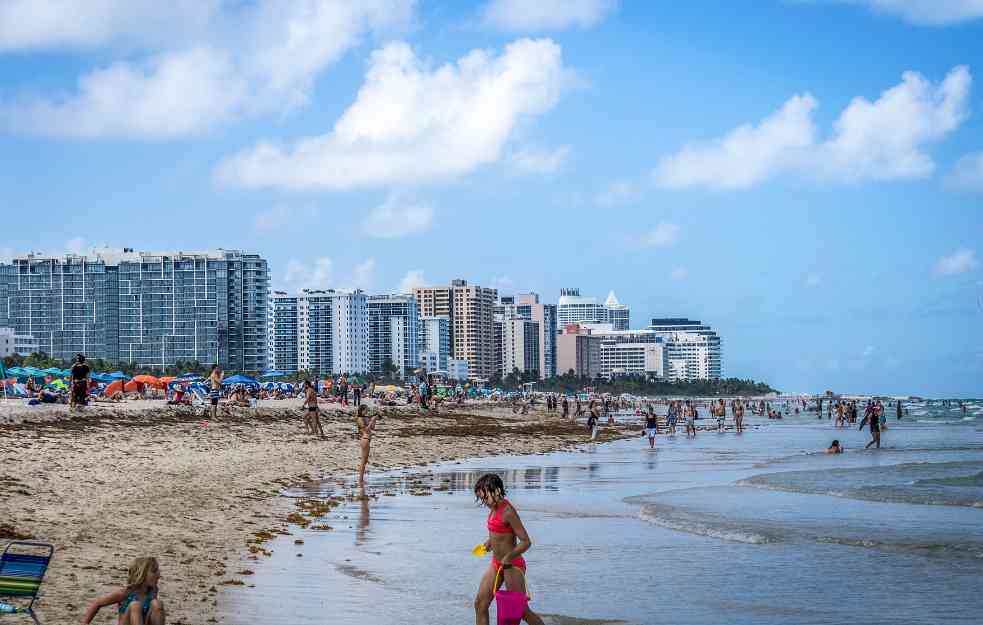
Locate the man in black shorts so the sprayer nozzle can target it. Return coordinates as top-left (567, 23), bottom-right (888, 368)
top-left (70, 353), bottom-right (90, 410)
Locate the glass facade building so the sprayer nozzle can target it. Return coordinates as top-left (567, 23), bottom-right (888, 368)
top-left (0, 249), bottom-right (269, 371)
top-left (367, 294), bottom-right (417, 379)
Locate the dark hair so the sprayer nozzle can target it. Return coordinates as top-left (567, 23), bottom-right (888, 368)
top-left (831, 439), bottom-right (840, 447)
top-left (75, 353), bottom-right (85, 363)
top-left (474, 473), bottom-right (506, 505)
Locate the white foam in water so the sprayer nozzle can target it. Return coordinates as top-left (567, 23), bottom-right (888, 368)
top-left (637, 504), bottom-right (776, 545)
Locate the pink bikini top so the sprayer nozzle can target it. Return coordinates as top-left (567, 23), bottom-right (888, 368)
top-left (487, 499), bottom-right (514, 534)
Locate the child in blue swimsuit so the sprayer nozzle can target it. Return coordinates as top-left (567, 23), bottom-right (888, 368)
top-left (82, 556), bottom-right (164, 624)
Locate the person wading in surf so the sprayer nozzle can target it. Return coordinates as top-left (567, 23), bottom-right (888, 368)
top-left (473, 474), bottom-right (544, 625)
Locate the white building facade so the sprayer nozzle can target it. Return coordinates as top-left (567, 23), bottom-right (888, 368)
top-left (268, 289), bottom-right (368, 375)
top-left (418, 315), bottom-right (451, 373)
top-left (647, 318), bottom-right (722, 381)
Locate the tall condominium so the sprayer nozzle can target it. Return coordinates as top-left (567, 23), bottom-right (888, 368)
top-left (414, 279), bottom-right (497, 380)
top-left (418, 315), bottom-right (451, 373)
top-left (513, 293), bottom-right (557, 379)
top-left (555, 323), bottom-right (602, 378)
top-left (0, 249), bottom-right (268, 370)
top-left (268, 289), bottom-right (368, 375)
top-left (367, 294), bottom-right (417, 379)
top-left (557, 288), bottom-right (629, 330)
top-left (502, 318), bottom-right (541, 376)
top-left (647, 318), bottom-right (722, 380)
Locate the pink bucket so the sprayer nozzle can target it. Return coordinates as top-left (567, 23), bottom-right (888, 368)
top-left (494, 568), bottom-right (529, 625)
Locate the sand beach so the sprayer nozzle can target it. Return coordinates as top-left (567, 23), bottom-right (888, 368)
top-left (0, 398), bottom-right (632, 625)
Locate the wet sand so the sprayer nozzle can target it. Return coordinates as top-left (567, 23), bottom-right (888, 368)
top-left (0, 399), bottom-right (633, 625)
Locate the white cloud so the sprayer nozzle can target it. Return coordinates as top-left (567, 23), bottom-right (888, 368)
top-left (639, 222), bottom-right (679, 247)
top-left (934, 249), bottom-right (978, 276)
top-left (361, 195), bottom-right (434, 238)
top-left (483, 0), bottom-right (618, 31)
top-left (65, 237), bottom-right (87, 254)
top-left (594, 180), bottom-right (640, 206)
top-left (397, 269), bottom-right (427, 294)
top-left (280, 256), bottom-right (380, 291)
top-left (654, 94), bottom-right (817, 190)
top-left (944, 151), bottom-right (983, 192)
top-left (0, 247), bottom-right (13, 264)
top-left (351, 258), bottom-right (376, 290)
top-left (509, 144), bottom-right (571, 174)
top-left (805, 272), bottom-right (823, 287)
top-left (283, 257), bottom-right (333, 291)
top-left (838, 0), bottom-right (983, 25)
top-left (0, 0), bottom-right (220, 51)
top-left (654, 66), bottom-right (971, 190)
top-left (2, 1), bottom-right (416, 138)
top-left (670, 267), bottom-right (688, 280)
top-left (490, 275), bottom-right (515, 292)
top-left (215, 38), bottom-right (570, 190)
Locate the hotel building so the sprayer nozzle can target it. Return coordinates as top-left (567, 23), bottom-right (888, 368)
top-left (268, 289), bottom-right (369, 375)
top-left (367, 294), bottom-right (417, 379)
top-left (0, 249), bottom-right (269, 371)
top-left (414, 280), bottom-right (497, 380)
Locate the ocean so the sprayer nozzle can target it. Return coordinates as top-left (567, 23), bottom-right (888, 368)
top-left (223, 400), bottom-right (983, 624)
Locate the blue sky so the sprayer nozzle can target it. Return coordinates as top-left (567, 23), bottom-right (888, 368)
top-left (1, 0), bottom-right (981, 396)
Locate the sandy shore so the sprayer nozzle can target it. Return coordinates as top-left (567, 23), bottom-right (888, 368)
top-left (0, 398), bottom-right (633, 625)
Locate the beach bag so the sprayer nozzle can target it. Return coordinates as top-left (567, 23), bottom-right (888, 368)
top-left (493, 566), bottom-right (530, 625)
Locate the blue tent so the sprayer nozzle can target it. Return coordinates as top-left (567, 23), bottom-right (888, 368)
top-left (107, 371), bottom-right (131, 380)
top-left (90, 372), bottom-right (116, 383)
top-left (223, 374), bottom-right (258, 386)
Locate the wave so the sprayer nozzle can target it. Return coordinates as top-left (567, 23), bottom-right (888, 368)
top-left (635, 498), bottom-right (983, 561)
top-left (740, 461), bottom-right (983, 508)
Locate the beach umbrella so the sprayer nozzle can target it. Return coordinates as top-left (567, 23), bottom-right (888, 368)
top-left (47, 379), bottom-right (68, 390)
top-left (159, 376), bottom-right (176, 384)
top-left (105, 380), bottom-right (145, 396)
top-left (90, 372), bottom-right (115, 383)
top-left (107, 371), bottom-right (131, 381)
top-left (260, 370), bottom-right (290, 379)
top-left (175, 373), bottom-right (203, 382)
top-left (132, 374), bottom-right (162, 388)
top-left (222, 374), bottom-right (258, 386)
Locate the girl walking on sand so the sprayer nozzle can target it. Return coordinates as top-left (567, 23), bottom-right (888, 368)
top-left (473, 474), bottom-right (544, 625)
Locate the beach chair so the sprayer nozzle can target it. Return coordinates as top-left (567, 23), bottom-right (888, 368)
top-left (0, 541), bottom-right (54, 624)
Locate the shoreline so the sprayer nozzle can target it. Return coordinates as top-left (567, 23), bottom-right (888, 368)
top-left (0, 399), bottom-right (635, 625)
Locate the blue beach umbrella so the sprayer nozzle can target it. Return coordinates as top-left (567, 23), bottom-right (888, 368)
top-left (261, 370), bottom-right (290, 379)
top-left (223, 374), bottom-right (258, 386)
top-left (107, 371), bottom-right (131, 381)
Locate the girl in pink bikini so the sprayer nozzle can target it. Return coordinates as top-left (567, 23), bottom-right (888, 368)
top-left (473, 474), bottom-right (544, 625)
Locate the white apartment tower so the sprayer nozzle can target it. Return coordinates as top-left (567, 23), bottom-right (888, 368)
top-left (268, 289), bottom-right (368, 375)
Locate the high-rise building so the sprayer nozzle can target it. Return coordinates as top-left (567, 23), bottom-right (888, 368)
top-left (268, 289), bottom-right (368, 375)
top-left (502, 318), bottom-right (540, 376)
top-left (367, 294), bottom-right (417, 379)
top-left (514, 293), bottom-right (557, 379)
top-left (557, 288), bottom-right (630, 332)
top-left (603, 291), bottom-right (630, 331)
top-left (647, 318), bottom-right (722, 380)
top-left (0, 249), bottom-right (269, 371)
top-left (418, 315), bottom-right (450, 373)
top-left (555, 323), bottom-right (602, 378)
top-left (596, 330), bottom-right (666, 378)
top-left (414, 280), bottom-right (497, 380)
top-left (557, 288), bottom-right (607, 326)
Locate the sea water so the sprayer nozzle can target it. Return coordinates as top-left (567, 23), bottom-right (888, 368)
top-left (223, 401), bottom-right (983, 624)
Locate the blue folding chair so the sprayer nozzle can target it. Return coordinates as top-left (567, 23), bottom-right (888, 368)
top-left (0, 542), bottom-right (54, 625)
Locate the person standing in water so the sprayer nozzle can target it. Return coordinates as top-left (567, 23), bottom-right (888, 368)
top-left (896, 400), bottom-right (903, 420)
top-left (864, 403), bottom-right (881, 449)
top-left (685, 401), bottom-right (697, 437)
top-left (473, 474), bottom-right (545, 625)
top-left (355, 405), bottom-right (379, 486)
top-left (734, 399), bottom-right (745, 433)
top-left (561, 395), bottom-right (569, 419)
top-left (644, 409), bottom-right (659, 449)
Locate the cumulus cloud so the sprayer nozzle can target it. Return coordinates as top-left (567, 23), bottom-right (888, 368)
top-left (835, 0), bottom-right (983, 26)
top-left (65, 237), bottom-right (87, 254)
top-left (0, 0), bottom-right (219, 51)
top-left (944, 151), bottom-right (983, 192)
top-left (1, 1), bottom-right (416, 138)
top-left (397, 269), bottom-right (427, 294)
top-left (509, 144), bottom-right (571, 174)
top-left (215, 38), bottom-right (570, 190)
top-left (483, 0), bottom-right (617, 31)
top-left (654, 66), bottom-right (971, 190)
top-left (361, 195), bottom-right (434, 238)
top-left (639, 222), bottom-right (679, 247)
top-left (934, 249), bottom-right (978, 276)
top-left (594, 180), bottom-right (640, 206)
top-left (281, 256), bottom-right (377, 291)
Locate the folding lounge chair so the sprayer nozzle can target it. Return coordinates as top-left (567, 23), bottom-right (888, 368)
top-left (0, 541), bottom-right (54, 624)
